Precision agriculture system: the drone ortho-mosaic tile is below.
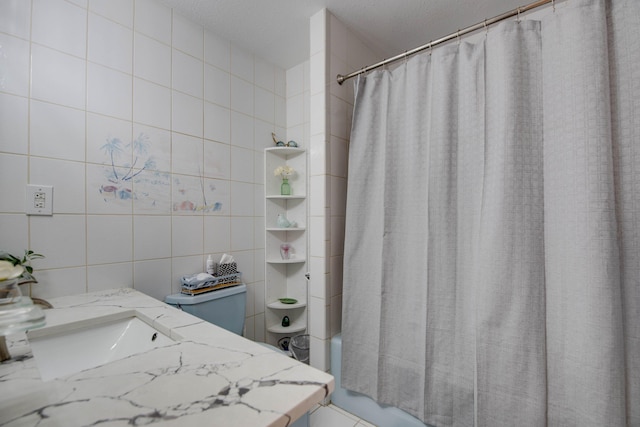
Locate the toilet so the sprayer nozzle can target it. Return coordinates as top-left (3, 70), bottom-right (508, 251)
top-left (164, 284), bottom-right (284, 354)
top-left (165, 285), bottom-right (311, 427)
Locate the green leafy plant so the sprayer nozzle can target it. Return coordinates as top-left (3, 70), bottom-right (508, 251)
top-left (0, 250), bottom-right (45, 284)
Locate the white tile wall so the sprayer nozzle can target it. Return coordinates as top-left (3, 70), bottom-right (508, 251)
top-left (0, 0), bottom-right (285, 342)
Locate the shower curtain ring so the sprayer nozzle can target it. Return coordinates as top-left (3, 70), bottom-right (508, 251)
top-left (484, 19), bottom-right (488, 36)
top-left (552, 0), bottom-right (556, 12)
top-left (457, 29), bottom-right (461, 44)
top-left (517, 7), bottom-right (521, 22)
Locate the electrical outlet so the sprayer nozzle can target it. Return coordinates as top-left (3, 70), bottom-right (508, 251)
top-left (26, 185), bottom-right (53, 215)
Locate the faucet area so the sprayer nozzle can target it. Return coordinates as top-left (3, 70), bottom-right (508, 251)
top-left (0, 288), bottom-right (333, 426)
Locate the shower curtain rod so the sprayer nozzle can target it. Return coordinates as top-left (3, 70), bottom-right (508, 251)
top-left (336, 0), bottom-right (554, 85)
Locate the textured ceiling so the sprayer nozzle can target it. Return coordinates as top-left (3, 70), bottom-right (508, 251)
top-left (158, 0), bottom-right (530, 70)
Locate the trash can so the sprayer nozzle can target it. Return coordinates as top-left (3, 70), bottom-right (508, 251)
top-left (290, 334), bottom-right (309, 364)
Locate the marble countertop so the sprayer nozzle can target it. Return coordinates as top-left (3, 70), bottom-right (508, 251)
top-left (0, 288), bottom-right (334, 426)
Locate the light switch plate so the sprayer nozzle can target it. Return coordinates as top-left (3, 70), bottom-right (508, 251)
top-left (26, 184), bottom-right (53, 215)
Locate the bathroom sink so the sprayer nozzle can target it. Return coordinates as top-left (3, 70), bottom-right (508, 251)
top-left (27, 312), bottom-right (174, 381)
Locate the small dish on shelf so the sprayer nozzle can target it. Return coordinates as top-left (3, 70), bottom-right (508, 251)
top-left (278, 298), bottom-right (298, 304)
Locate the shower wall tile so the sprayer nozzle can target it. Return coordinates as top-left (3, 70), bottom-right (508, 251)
top-left (88, 13), bottom-right (133, 73)
top-left (275, 95), bottom-right (287, 129)
top-left (231, 146), bottom-right (254, 183)
top-left (0, 34), bottom-right (29, 97)
top-left (32, 0), bottom-right (86, 58)
top-left (255, 58), bottom-right (275, 92)
top-left (0, 0), bottom-right (31, 39)
top-left (310, 336), bottom-right (330, 372)
top-left (286, 63), bottom-right (305, 97)
top-left (134, 0), bottom-right (171, 45)
top-left (30, 101), bottom-right (86, 161)
top-left (172, 91), bottom-right (203, 137)
top-left (329, 14), bottom-right (348, 64)
top-left (204, 140), bottom-right (231, 179)
top-left (231, 46), bottom-right (254, 82)
top-left (287, 93), bottom-right (304, 128)
top-left (231, 76), bottom-right (254, 116)
top-left (134, 33), bottom-right (172, 86)
top-left (171, 133), bottom-right (203, 176)
top-left (0, 94), bottom-right (28, 154)
top-left (275, 68), bottom-right (286, 97)
top-left (205, 64), bottom-right (231, 107)
top-left (255, 87), bottom-right (275, 123)
top-left (204, 102), bottom-right (231, 144)
top-left (230, 181), bottom-right (254, 216)
top-left (230, 112), bottom-right (254, 149)
top-left (310, 296), bottom-right (330, 339)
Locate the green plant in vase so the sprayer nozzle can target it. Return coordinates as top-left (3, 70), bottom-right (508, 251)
top-left (0, 250), bottom-right (45, 285)
top-left (274, 165), bottom-right (295, 195)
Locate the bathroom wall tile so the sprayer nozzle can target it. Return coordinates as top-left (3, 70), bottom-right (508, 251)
top-left (204, 102), bottom-right (231, 144)
top-left (133, 78), bottom-right (171, 129)
top-left (329, 54), bottom-right (349, 103)
top-left (275, 96), bottom-right (286, 129)
top-left (133, 169), bottom-right (172, 215)
top-left (244, 316), bottom-right (255, 340)
top-left (204, 30), bottom-right (230, 71)
top-left (132, 123), bottom-right (172, 173)
top-left (330, 136), bottom-right (348, 178)
top-left (32, 0), bottom-right (86, 58)
top-left (0, 214), bottom-right (27, 257)
top-left (309, 92), bottom-right (326, 136)
top-left (230, 250), bottom-right (253, 284)
top-left (310, 297), bottom-right (329, 339)
top-left (254, 185), bottom-right (264, 218)
top-left (29, 157), bottom-right (85, 214)
top-left (204, 64), bottom-right (230, 107)
top-left (204, 178), bottom-right (230, 215)
top-left (134, 215), bottom-right (171, 260)
top-left (331, 176), bottom-right (347, 217)
top-left (254, 58), bottom-right (274, 92)
top-left (310, 254), bottom-right (328, 279)
top-left (172, 133), bottom-right (203, 176)
top-left (32, 267), bottom-right (87, 300)
top-left (230, 181), bottom-right (254, 216)
top-left (329, 94), bottom-right (349, 140)
top-left (274, 68), bottom-right (286, 98)
top-left (0, 34), bottom-right (30, 97)
top-left (89, 0), bottom-right (133, 28)
top-left (66, 0), bottom-right (88, 8)
top-left (134, 259), bottom-right (172, 301)
top-left (0, 154), bottom-right (26, 213)
top-left (172, 91), bottom-right (203, 137)
top-left (255, 87), bottom-right (274, 124)
top-left (87, 215), bottom-right (133, 264)
top-left (287, 125), bottom-right (304, 150)
top-left (86, 163), bottom-right (134, 214)
top-left (330, 215), bottom-right (345, 257)
top-left (231, 146), bottom-right (254, 183)
top-left (254, 313), bottom-right (265, 342)
top-left (254, 248), bottom-right (265, 281)
top-left (245, 281), bottom-right (256, 317)
top-left (310, 337), bottom-right (330, 372)
top-left (173, 49), bottom-right (204, 98)
top-left (310, 270), bottom-right (329, 301)
top-left (88, 13), bottom-right (133, 73)
top-left (309, 175), bottom-right (326, 216)
top-left (303, 60), bottom-right (311, 93)
top-left (230, 112), bottom-right (254, 149)
top-left (309, 135), bottom-right (327, 176)
top-left (329, 15), bottom-right (348, 64)
top-left (286, 63), bottom-right (305, 98)
top-left (31, 215), bottom-right (86, 269)
top-left (171, 255), bottom-right (202, 294)
top-left (254, 119), bottom-right (274, 151)
top-left (230, 46), bottom-right (254, 83)
top-left (203, 139), bottom-right (230, 180)
top-left (330, 294), bottom-right (343, 337)
top-left (310, 9), bottom-right (326, 56)
top-left (309, 216), bottom-right (327, 258)
top-left (0, 0), bottom-right (31, 39)
top-left (134, 0), bottom-right (171, 45)
top-left (330, 255), bottom-right (344, 297)
top-left (172, 13), bottom-right (203, 59)
top-left (87, 113), bottom-right (133, 168)
top-left (231, 76), bottom-right (254, 116)
top-left (88, 262), bottom-right (133, 293)
top-left (231, 217), bottom-right (254, 251)
top-left (287, 93), bottom-right (304, 128)
top-left (254, 279), bottom-right (265, 313)
top-left (309, 51), bottom-right (326, 97)
top-left (172, 216), bottom-right (204, 257)
top-left (204, 216), bottom-right (231, 254)
top-left (0, 93), bottom-right (28, 154)
top-left (30, 100), bottom-right (86, 162)
top-left (87, 63), bottom-right (132, 120)
top-left (134, 33), bottom-right (171, 87)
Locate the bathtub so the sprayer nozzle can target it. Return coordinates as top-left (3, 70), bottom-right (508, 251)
top-left (331, 334), bottom-right (432, 427)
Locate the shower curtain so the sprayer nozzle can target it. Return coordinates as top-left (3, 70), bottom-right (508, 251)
top-left (341, 0), bottom-right (639, 425)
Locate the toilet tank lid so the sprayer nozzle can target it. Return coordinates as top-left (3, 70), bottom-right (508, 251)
top-left (165, 283), bottom-right (246, 305)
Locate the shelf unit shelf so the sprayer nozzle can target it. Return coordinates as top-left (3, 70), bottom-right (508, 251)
top-left (264, 146), bottom-right (308, 345)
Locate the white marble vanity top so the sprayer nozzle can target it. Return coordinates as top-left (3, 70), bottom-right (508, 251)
top-left (0, 288), bottom-right (334, 426)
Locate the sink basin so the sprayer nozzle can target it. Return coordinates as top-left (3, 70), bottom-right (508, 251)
top-left (27, 312), bottom-right (174, 381)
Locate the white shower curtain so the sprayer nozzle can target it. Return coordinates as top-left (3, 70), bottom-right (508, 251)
top-left (341, 0), bottom-right (639, 425)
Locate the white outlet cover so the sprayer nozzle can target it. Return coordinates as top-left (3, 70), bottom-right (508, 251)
top-left (26, 184), bottom-right (53, 215)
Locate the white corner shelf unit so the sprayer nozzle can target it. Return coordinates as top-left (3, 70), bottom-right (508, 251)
top-left (264, 147), bottom-right (308, 343)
